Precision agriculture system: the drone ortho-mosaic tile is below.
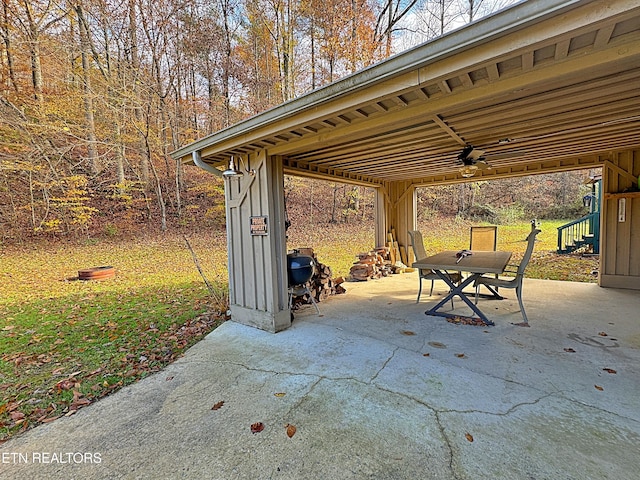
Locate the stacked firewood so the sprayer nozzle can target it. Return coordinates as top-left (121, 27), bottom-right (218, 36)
top-left (349, 247), bottom-right (393, 281)
top-left (290, 248), bottom-right (346, 310)
top-left (348, 229), bottom-right (416, 281)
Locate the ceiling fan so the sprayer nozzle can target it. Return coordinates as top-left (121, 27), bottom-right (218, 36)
top-left (457, 144), bottom-right (492, 177)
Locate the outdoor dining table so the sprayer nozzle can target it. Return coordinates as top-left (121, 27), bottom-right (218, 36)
top-left (413, 250), bottom-right (512, 326)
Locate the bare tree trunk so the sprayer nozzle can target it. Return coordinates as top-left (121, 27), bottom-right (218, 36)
top-left (220, 0), bottom-right (232, 127)
top-left (309, 182), bottom-right (314, 223)
top-left (457, 183), bottom-right (466, 214)
top-left (115, 123), bottom-right (125, 185)
top-left (28, 170), bottom-right (36, 229)
top-left (149, 158), bottom-right (167, 231)
top-left (128, 0), bottom-right (149, 184)
top-left (310, 13), bottom-right (316, 89)
top-left (75, 5), bottom-right (100, 175)
top-left (22, 1), bottom-right (43, 103)
top-left (331, 183), bottom-right (339, 223)
top-left (1, 1), bottom-right (18, 91)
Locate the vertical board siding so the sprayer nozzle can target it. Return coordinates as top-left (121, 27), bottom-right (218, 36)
top-left (385, 181), bottom-right (416, 251)
top-left (224, 152), bottom-right (290, 331)
top-left (601, 148), bottom-right (640, 289)
top-left (374, 187), bottom-right (387, 248)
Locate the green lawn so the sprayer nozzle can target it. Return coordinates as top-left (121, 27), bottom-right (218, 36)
top-left (287, 218), bottom-right (599, 282)
top-left (0, 234), bottom-right (229, 440)
top-left (0, 219), bottom-right (597, 440)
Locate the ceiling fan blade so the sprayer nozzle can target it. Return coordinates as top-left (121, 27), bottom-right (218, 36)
top-left (484, 150), bottom-right (530, 161)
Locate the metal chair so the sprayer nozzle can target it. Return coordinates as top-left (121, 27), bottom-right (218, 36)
top-left (470, 226), bottom-right (499, 288)
top-left (474, 229), bottom-right (541, 325)
top-left (408, 230), bottom-right (461, 305)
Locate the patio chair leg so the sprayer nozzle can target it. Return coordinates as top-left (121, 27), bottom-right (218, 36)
top-left (429, 280), bottom-right (434, 296)
top-left (416, 278), bottom-right (423, 303)
top-left (515, 284), bottom-right (529, 324)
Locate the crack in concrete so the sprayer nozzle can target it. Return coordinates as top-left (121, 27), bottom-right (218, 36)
top-left (434, 410), bottom-right (462, 480)
top-left (370, 345), bottom-right (400, 382)
top-left (185, 348), bottom-right (637, 422)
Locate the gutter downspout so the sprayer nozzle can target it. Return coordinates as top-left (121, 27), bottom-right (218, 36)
top-left (192, 151), bottom-right (223, 177)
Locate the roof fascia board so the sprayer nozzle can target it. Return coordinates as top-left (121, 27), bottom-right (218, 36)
top-left (171, 0), bottom-right (593, 162)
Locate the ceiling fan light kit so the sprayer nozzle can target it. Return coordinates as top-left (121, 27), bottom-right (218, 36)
top-left (457, 144), bottom-right (490, 178)
top-left (459, 164), bottom-right (479, 178)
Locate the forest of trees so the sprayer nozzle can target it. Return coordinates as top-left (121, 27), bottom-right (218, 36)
top-left (3, 0), bottom-right (577, 243)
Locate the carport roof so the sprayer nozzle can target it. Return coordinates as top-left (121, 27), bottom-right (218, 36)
top-left (172, 0), bottom-right (640, 187)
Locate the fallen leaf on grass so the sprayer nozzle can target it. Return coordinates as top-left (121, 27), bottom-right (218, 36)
top-left (251, 422), bottom-right (264, 434)
top-left (70, 390), bottom-right (91, 410)
top-left (594, 385), bottom-right (604, 391)
top-left (54, 379), bottom-right (76, 391)
top-left (465, 433), bottom-right (474, 442)
top-left (211, 401), bottom-right (224, 410)
top-left (602, 368), bottom-right (617, 374)
top-left (9, 411), bottom-right (25, 421)
top-left (285, 424), bottom-right (296, 438)
top-left (563, 348), bottom-right (576, 353)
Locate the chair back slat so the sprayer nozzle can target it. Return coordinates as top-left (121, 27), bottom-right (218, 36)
top-left (408, 230), bottom-right (428, 260)
top-left (470, 226), bottom-right (498, 251)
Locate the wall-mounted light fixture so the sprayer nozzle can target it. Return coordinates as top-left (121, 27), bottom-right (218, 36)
top-left (222, 155), bottom-right (256, 179)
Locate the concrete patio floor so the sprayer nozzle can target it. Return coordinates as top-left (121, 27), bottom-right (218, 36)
top-left (1, 273), bottom-right (639, 479)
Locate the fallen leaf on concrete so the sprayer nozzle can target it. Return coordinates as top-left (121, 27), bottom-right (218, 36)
top-left (594, 385), bottom-right (604, 391)
top-left (401, 330), bottom-right (416, 336)
top-left (447, 316), bottom-right (489, 326)
top-left (602, 368), bottom-right (617, 374)
top-left (274, 392), bottom-right (286, 397)
top-left (465, 433), bottom-right (474, 442)
top-left (563, 348), bottom-right (576, 353)
top-left (423, 353), bottom-right (430, 357)
top-left (40, 415), bottom-right (61, 423)
top-left (456, 353), bottom-right (465, 358)
top-left (251, 422), bottom-right (265, 433)
top-left (598, 332), bottom-right (608, 337)
top-left (211, 401), bottom-right (224, 410)
top-left (428, 341), bottom-right (446, 349)
top-left (285, 424), bottom-right (296, 438)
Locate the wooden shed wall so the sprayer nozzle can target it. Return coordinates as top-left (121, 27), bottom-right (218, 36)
top-left (600, 149), bottom-right (640, 290)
